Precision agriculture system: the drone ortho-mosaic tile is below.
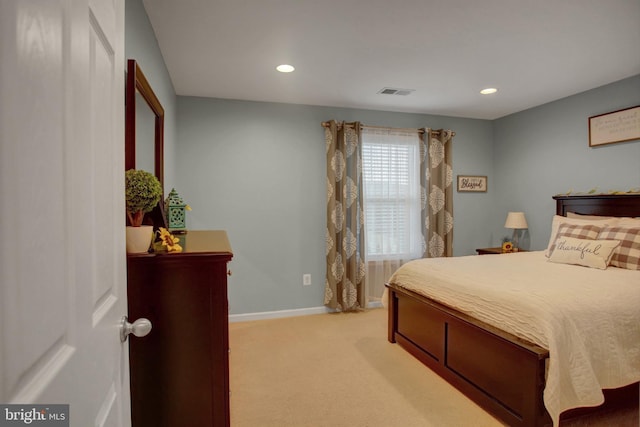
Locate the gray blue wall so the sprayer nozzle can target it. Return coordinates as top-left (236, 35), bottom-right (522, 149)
top-left (125, 0), bottom-right (178, 191)
top-left (491, 75), bottom-right (640, 251)
top-left (127, 2), bottom-right (639, 315)
top-left (176, 98), bottom-right (493, 314)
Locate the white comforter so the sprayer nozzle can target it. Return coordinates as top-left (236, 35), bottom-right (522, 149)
top-left (387, 251), bottom-right (640, 426)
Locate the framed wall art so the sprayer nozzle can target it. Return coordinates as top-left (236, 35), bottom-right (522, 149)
top-left (589, 105), bottom-right (640, 147)
top-left (457, 175), bottom-right (487, 192)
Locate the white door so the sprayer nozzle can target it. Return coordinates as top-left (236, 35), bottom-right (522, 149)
top-left (0, 0), bottom-right (130, 425)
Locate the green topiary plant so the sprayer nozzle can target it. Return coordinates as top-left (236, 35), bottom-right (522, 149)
top-left (125, 169), bottom-right (163, 227)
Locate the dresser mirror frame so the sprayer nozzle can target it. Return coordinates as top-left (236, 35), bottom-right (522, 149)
top-left (125, 59), bottom-right (164, 190)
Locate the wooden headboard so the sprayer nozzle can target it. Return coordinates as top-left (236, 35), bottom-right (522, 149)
top-left (554, 194), bottom-right (640, 217)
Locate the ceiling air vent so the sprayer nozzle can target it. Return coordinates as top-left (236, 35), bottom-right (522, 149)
top-left (378, 87), bottom-right (415, 96)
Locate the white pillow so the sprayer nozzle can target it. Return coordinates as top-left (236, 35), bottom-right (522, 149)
top-left (545, 215), bottom-right (618, 256)
top-left (617, 217), bottom-right (640, 228)
top-left (548, 236), bottom-right (621, 269)
top-left (567, 212), bottom-right (640, 228)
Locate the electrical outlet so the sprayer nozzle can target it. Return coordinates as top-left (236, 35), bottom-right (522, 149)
top-left (303, 274), bottom-right (311, 286)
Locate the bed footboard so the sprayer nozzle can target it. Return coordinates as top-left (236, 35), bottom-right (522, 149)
top-left (387, 283), bottom-right (551, 427)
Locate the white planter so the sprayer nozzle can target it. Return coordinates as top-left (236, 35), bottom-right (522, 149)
top-left (126, 225), bottom-right (153, 254)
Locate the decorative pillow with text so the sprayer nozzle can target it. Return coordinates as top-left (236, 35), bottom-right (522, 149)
top-left (545, 216), bottom-right (615, 257)
top-left (546, 223), bottom-right (603, 257)
top-left (548, 236), bottom-right (621, 269)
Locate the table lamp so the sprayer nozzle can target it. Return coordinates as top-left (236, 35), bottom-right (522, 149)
top-left (504, 211), bottom-right (528, 251)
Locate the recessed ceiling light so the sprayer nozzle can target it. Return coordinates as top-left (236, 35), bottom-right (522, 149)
top-left (276, 64), bottom-right (295, 73)
top-left (480, 87), bottom-right (498, 95)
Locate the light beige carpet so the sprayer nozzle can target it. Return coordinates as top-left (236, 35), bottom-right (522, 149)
top-left (229, 308), bottom-right (638, 427)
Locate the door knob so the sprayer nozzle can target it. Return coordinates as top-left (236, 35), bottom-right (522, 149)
top-left (120, 316), bottom-right (152, 342)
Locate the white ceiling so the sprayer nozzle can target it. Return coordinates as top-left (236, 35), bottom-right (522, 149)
top-left (141, 0), bottom-right (640, 120)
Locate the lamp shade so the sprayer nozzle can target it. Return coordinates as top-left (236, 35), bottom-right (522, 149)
top-left (504, 212), bottom-right (528, 229)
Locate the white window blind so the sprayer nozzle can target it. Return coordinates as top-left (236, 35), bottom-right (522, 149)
top-left (362, 128), bottom-right (422, 261)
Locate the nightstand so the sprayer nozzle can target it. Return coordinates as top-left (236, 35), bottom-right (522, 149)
top-left (476, 247), bottom-right (527, 255)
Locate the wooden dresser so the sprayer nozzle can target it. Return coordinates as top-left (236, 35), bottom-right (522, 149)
top-left (127, 230), bottom-right (233, 427)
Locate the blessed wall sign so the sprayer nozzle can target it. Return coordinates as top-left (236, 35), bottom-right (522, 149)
top-left (457, 175), bottom-right (487, 192)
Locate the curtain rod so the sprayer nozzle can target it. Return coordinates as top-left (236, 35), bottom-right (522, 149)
top-left (321, 121), bottom-right (455, 137)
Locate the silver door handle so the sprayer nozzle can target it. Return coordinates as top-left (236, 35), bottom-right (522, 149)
top-left (120, 316), bottom-right (152, 342)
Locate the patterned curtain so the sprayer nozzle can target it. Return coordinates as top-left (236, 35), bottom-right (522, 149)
top-left (324, 120), bottom-right (366, 311)
top-left (420, 129), bottom-right (454, 257)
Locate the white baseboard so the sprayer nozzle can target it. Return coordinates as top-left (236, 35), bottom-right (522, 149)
top-left (229, 301), bottom-right (383, 323)
top-left (368, 300), bottom-right (383, 309)
top-left (229, 306), bottom-right (333, 323)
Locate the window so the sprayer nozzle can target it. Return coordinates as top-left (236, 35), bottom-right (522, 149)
top-left (362, 128), bottom-right (422, 261)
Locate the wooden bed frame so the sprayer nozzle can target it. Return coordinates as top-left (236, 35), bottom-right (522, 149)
top-left (386, 194), bottom-right (640, 427)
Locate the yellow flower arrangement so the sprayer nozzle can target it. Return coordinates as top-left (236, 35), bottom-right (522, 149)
top-left (502, 241), bottom-right (513, 253)
top-left (153, 227), bottom-right (183, 253)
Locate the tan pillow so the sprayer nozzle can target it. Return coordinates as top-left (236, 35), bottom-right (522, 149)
top-left (567, 212), bottom-right (640, 227)
top-left (548, 236), bottom-right (621, 269)
top-left (566, 212), bottom-right (619, 221)
top-left (597, 227), bottom-right (640, 270)
top-left (545, 215), bottom-right (617, 256)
